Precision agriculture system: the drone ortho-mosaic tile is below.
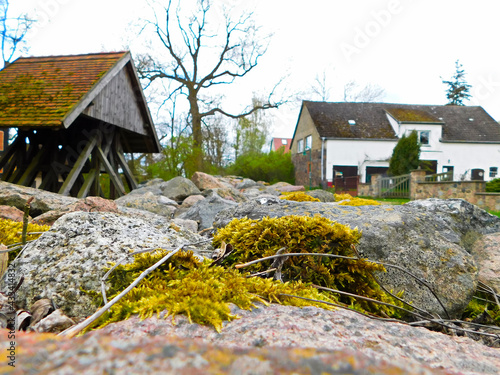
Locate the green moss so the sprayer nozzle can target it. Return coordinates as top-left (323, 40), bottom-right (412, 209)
top-left (280, 192), bottom-right (320, 202)
top-left (85, 250), bottom-right (337, 333)
top-left (213, 215), bottom-right (405, 317)
top-left (0, 219), bottom-right (50, 262)
top-left (334, 193), bottom-right (381, 206)
top-left (463, 292), bottom-right (500, 325)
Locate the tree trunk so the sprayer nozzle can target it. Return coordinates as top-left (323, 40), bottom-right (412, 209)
top-left (188, 91), bottom-right (203, 172)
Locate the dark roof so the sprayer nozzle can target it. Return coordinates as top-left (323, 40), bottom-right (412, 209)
top-left (302, 101), bottom-right (500, 143)
top-left (0, 52), bottom-right (128, 127)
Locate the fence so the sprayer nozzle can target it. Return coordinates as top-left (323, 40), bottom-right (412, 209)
top-left (378, 174), bottom-right (411, 198)
top-left (424, 171), bottom-right (453, 182)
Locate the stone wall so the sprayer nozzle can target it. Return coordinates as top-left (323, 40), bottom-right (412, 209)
top-left (292, 149), bottom-right (322, 188)
top-left (358, 169), bottom-right (500, 212)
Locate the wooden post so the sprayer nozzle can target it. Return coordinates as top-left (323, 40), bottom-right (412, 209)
top-left (58, 136), bottom-right (97, 196)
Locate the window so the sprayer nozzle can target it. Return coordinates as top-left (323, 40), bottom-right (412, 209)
top-left (282, 139), bottom-right (287, 145)
top-left (297, 139), bottom-right (304, 153)
top-left (418, 131), bottom-right (430, 145)
top-left (305, 135), bottom-right (312, 150)
top-left (490, 167), bottom-right (498, 178)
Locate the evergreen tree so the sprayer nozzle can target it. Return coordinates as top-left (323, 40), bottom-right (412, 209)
top-left (442, 60), bottom-right (472, 106)
top-left (388, 131), bottom-right (421, 176)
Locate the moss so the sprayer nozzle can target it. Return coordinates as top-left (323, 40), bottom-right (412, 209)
top-left (280, 192), bottom-right (320, 202)
top-left (334, 194), bottom-right (381, 206)
top-left (85, 250), bottom-right (337, 333)
top-left (213, 215), bottom-right (405, 317)
top-left (0, 219), bottom-right (50, 263)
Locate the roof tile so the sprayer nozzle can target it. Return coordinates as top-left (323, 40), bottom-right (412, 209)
top-left (303, 101), bottom-right (500, 142)
top-left (0, 52), bottom-right (128, 127)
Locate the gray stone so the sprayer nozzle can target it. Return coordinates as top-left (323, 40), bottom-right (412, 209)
top-left (6, 211), bottom-right (212, 318)
top-left (213, 198), bottom-right (493, 319)
top-left (0, 180), bottom-right (78, 217)
top-left (115, 191), bottom-right (177, 217)
top-left (178, 193), bottom-right (238, 230)
top-left (161, 176), bottom-right (201, 201)
top-left (171, 218), bottom-right (199, 233)
top-left (236, 178), bottom-right (259, 190)
top-left (201, 188), bottom-right (247, 203)
top-left (306, 189), bottom-right (337, 202)
top-left (31, 309), bottom-right (75, 333)
top-left (181, 195), bottom-right (205, 208)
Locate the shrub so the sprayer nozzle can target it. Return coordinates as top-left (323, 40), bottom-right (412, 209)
top-left (486, 178), bottom-right (500, 192)
top-left (225, 149), bottom-right (294, 184)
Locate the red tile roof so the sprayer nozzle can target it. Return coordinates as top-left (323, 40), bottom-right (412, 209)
top-left (271, 137), bottom-right (291, 152)
top-left (0, 51), bottom-right (128, 127)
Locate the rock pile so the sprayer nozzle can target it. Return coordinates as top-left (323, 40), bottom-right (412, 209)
top-left (1, 172), bottom-right (500, 374)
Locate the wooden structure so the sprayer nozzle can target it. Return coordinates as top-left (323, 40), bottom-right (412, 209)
top-left (0, 51), bottom-right (160, 198)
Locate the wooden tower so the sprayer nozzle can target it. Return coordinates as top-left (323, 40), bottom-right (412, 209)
top-left (0, 51), bottom-right (160, 198)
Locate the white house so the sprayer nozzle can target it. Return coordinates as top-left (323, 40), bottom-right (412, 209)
top-left (290, 101), bottom-right (500, 187)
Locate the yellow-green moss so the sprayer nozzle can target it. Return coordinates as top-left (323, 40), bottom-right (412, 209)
top-left (280, 192), bottom-right (320, 202)
top-left (85, 250), bottom-right (337, 333)
top-left (334, 194), bottom-right (381, 206)
top-left (213, 215), bottom-right (405, 317)
top-left (0, 219), bottom-right (50, 262)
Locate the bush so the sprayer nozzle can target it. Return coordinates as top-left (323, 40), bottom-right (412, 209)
top-left (486, 178), bottom-right (500, 192)
top-left (226, 149), bottom-right (294, 184)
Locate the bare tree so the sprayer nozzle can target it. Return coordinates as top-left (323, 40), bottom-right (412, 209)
top-left (0, 0), bottom-right (33, 69)
top-left (137, 0), bottom-right (281, 171)
top-left (310, 71), bottom-right (332, 101)
top-left (343, 80), bottom-right (385, 102)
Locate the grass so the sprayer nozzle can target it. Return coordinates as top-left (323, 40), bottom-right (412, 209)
top-left (489, 211), bottom-right (500, 218)
top-left (358, 197), bottom-right (410, 205)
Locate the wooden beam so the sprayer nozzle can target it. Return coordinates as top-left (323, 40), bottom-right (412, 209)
top-left (115, 150), bottom-right (138, 191)
top-left (58, 136), bottom-right (97, 196)
top-left (18, 145), bottom-right (50, 186)
top-left (114, 136), bottom-right (138, 191)
top-left (78, 168), bottom-right (99, 198)
top-left (0, 135), bottom-right (23, 173)
top-left (95, 145), bottom-right (126, 197)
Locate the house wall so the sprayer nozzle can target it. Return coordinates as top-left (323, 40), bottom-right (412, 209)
top-left (291, 107), bottom-right (324, 186)
top-left (324, 138), bottom-right (396, 183)
top-left (323, 130), bottom-right (500, 184)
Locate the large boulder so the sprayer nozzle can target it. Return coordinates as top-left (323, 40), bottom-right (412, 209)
top-left (178, 193), bottom-right (238, 230)
top-left (0, 180), bottom-right (78, 217)
top-left (191, 171), bottom-right (227, 190)
top-left (0, 205), bottom-right (26, 222)
top-left (5, 211), bottom-right (212, 319)
top-left (115, 191), bottom-right (178, 218)
top-left (471, 232), bottom-right (500, 293)
top-left (213, 198), bottom-right (496, 319)
top-left (33, 196), bottom-right (120, 226)
top-left (161, 176), bottom-right (201, 202)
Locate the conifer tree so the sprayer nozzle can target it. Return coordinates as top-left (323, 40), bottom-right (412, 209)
top-left (388, 131), bottom-right (421, 176)
top-left (442, 60), bottom-right (472, 106)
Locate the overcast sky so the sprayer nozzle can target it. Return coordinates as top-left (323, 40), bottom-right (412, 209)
top-left (12, 0), bottom-right (500, 138)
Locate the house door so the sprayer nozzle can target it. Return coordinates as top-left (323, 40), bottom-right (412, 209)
top-left (471, 169), bottom-right (485, 180)
top-left (333, 165), bottom-right (358, 195)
